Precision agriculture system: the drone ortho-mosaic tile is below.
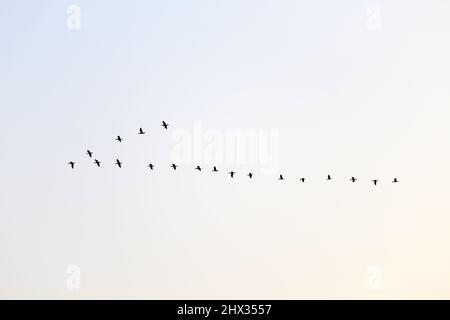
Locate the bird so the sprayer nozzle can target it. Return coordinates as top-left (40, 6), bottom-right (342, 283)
top-left (248, 173), bottom-right (253, 179)
top-left (138, 128), bottom-right (146, 135)
top-left (195, 165), bottom-right (202, 171)
top-left (229, 171), bottom-right (235, 178)
top-left (94, 159), bottom-right (101, 167)
top-left (278, 174), bottom-right (284, 180)
top-left (162, 121), bottom-right (169, 129)
top-left (116, 136), bottom-right (123, 142)
top-left (392, 178), bottom-right (399, 183)
top-left (115, 159), bottom-right (122, 168)
top-left (372, 179), bottom-right (379, 186)
top-left (68, 161), bottom-right (75, 169)
top-left (148, 164), bottom-right (154, 170)
top-left (212, 166), bottom-right (218, 172)
top-left (350, 177), bottom-right (357, 183)
top-left (171, 163), bottom-right (178, 170)
top-left (86, 150), bottom-right (93, 157)
top-left (327, 174), bottom-right (332, 181)
top-left (299, 178), bottom-right (305, 183)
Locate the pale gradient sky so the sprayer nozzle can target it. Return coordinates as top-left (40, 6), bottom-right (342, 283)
top-left (1, 0), bottom-right (450, 299)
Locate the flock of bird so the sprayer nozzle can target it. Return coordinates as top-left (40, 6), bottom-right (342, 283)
top-left (68, 120), bottom-right (399, 186)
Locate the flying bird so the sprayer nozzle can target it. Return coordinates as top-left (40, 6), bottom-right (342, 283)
top-left (327, 174), bottom-right (332, 181)
top-left (138, 128), bottom-right (146, 135)
top-left (392, 178), bottom-right (399, 183)
top-left (94, 159), bottom-right (101, 167)
top-left (229, 171), bottom-right (235, 178)
top-left (115, 159), bottom-right (122, 168)
top-left (350, 177), bottom-right (357, 183)
top-left (86, 150), bottom-right (93, 157)
top-left (372, 179), bottom-right (379, 186)
top-left (68, 161), bottom-right (75, 169)
top-left (278, 174), bottom-right (284, 180)
top-left (195, 166), bottom-right (202, 171)
top-left (116, 136), bottom-right (123, 142)
top-left (212, 166), bottom-right (218, 172)
top-left (148, 164), bottom-right (154, 170)
top-left (171, 164), bottom-right (178, 170)
top-left (162, 121), bottom-right (169, 129)
top-left (299, 178), bottom-right (305, 183)
top-left (248, 173), bottom-right (253, 179)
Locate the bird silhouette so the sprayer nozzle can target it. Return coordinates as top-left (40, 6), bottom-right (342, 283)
top-left (69, 120), bottom-right (398, 190)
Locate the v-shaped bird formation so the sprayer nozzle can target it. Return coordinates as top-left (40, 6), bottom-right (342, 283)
top-left (68, 120), bottom-right (399, 186)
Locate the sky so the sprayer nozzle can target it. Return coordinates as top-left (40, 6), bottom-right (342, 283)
top-left (1, 0), bottom-right (450, 299)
